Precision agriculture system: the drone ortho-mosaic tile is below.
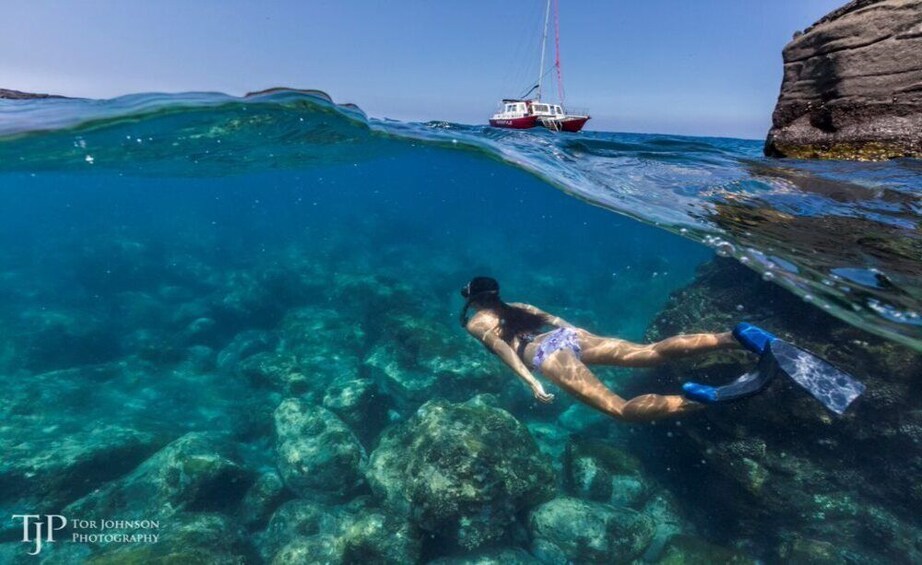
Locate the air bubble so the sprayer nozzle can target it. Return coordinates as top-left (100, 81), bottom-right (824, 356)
top-left (715, 241), bottom-right (735, 257)
top-left (762, 271), bottom-right (775, 282)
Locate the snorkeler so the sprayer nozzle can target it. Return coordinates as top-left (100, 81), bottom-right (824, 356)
top-left (460, 277), bottom-right (864, 423)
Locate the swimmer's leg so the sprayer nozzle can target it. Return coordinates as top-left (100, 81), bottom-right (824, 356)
top-left (579, 330), bottom-right (738, 368)
top-left (539, 351), bottom-right (702, 423)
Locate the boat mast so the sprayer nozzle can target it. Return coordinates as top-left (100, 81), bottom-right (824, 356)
top-left (536, 0), bottom-right (551, 101)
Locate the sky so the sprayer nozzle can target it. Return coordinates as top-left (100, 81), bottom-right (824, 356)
top-left (1, 0), bottom-right (845, 139)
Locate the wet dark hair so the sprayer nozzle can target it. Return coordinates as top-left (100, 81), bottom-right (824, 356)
top-left (459, 277), bottom-right (500, 327)
top-left (459, 277), bottom-right (545, 341)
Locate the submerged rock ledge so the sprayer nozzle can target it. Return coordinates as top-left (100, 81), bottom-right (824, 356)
top-left (764, 0), bottom-right (922, 160)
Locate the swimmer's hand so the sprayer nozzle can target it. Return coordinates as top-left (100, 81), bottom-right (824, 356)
top-left (533, 386), bottom-right (555, 404)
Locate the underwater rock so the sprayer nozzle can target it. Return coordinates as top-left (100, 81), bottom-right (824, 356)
top-left (557, 403), bottom-right (610, 435)
top-left (364, 314), bottom-right (502, 413)
top-left (764, 0), bottom-right (922, 160)
top-left (17, 308), bottom-right (120, 371)
top-left (367, 398), bottom-right (555, 550)
top-left (322, 376), bottom-right (391, 446)
top-left (260, 499), bottom-right (355, 561)
top-left (0, 426), bottom-right (161, 536)
top-left (216, 329), bottom-right (279, 372)
top-left (277, 306), bottom-right (365, 392)
top-left (339, 510), bottom-right (422, 564)
top-left (63, 432), bottom-right (253, 519)
top-left (635, 258), bottom-right (922, 561)
top-left (237, 352), bottom-right (309, 396)
top-left (427, 547), bottom-right (540, 564)
top-left (525, 422), bottom-right (569, 487)
top-left (270, 535), bottom-right (342, 565)
top-left (640, 491), bottom-right (696, 562)
top-left (273, 399), bottom-right (367, 499)
top-left (82, 512), bottom-right (257, 564)
top-left (564, 437), bottom-right (650, 508)
top-left (259, 497), bottom-right (421, 563)
top-left (655, 535), bottom-right (756, 565)
top-left (527, 496), bottom-right (655, 564)
top-left (241, 471), bottom-right (292, 530)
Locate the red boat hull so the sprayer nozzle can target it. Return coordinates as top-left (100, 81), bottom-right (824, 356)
top-left (540, 116), bottom-right (590, 132)
top-left (558, 116), bottom-right (589, 132)
top-left (489, 115), bottom-right (538, 129)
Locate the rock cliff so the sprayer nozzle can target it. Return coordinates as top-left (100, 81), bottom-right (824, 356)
top-left (764, 0), bottom-right (922, 160)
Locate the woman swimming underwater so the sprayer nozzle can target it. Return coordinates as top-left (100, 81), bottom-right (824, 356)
top-left (459, 276), bottom-right (797, 423)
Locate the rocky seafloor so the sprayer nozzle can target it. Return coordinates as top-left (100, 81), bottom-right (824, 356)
top-left (0, 228), bottom-right (918, 563)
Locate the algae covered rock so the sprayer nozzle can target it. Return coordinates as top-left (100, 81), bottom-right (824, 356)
top-left (323, 376), bottom-right (391, 446)
top-left (260, 498), bottom-right (420, 564)
top-left (367, 398), bottom-right (555, 550)
top-left (428, 547), bottom-right (540, 564)
top-left (241, 471), bottom-right (291, 530)
top-left (528, 496), bottom-right (655, 564)
top-left (274, 399), bottom-right (366, 499)
top-left (565, 437), bottom-right (650, 507)
top-left (83, 512), bottom-right (256, 565)
top-left (63, 432), bottom-right (252, 520)
top-left (656, 535), bottom-right (756, 565)
top-left (364, 314), bottom-right (502, 412)
top-left (339, 511), bottom-right (422, 564)
top-left (0, 425), bottom-right (161, 533)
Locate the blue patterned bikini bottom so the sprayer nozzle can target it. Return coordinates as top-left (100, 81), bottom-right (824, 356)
top-left (531, 328), bottom-right (582, 370)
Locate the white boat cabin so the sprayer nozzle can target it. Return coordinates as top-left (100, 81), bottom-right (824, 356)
top-left (530, 102), bottom-right (565, 118)
top-left (492, 100), bottom-right (564, 119)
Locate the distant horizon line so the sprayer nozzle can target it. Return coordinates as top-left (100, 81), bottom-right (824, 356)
top-left (1, 85), bottom-right (768, 143)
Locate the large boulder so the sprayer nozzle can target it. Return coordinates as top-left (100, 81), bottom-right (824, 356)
top-left (274, 399), bottom-right (367, 499)
top-left (764, 0), bottom-right (922, 160)
top-left (260, 498), bottom-right (421, 564)
top-left (527, 497), bottom-right (655, 564)
top-left (367, 398), bottom-right (555, 550)
top-left (0, 426), bottom-right (161, 537)
top-left (63, 432), bottom-right (253, 520)
top-left (564, 438), bottom-right (651, 508)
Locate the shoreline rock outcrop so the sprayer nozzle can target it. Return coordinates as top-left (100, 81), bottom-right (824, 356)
top-left (764, 0), bottom-right (922, 160)
top-left (0, 88), bottom-right (67, 100)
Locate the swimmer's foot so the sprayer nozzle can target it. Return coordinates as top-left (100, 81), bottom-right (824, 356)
top-left (682, 350), bottom-right (777, 404)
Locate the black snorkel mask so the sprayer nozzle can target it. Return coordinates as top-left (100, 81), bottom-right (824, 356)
top-left (459, 277), bottom-right (500, 327)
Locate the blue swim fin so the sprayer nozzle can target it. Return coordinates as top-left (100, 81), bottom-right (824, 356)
top-left (769, 339), bottom-right (865, 415)
top-left (682, 348), bottom-right (777, 404)
top-left (684, 322), bottom-right (866, 415)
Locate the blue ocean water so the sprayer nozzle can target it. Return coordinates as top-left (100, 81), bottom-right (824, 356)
top-left (0, 90), bottom-right (919, 563)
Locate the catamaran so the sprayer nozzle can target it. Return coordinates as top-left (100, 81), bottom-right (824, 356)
top-left (489, 0), bottom-right (590, 132)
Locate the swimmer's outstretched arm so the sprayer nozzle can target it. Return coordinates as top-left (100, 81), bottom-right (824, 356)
top-left (507, 302), bottom-right (575, 329)
top-left (468, 327), bottom-right (555, 403)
